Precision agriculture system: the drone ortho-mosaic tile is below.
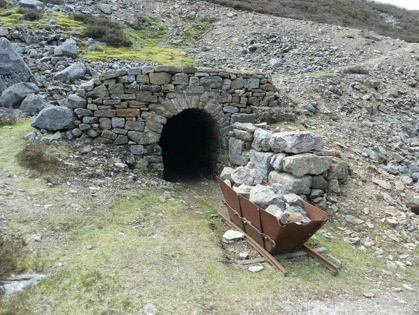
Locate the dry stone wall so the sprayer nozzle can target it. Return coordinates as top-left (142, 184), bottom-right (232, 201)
top-left (67, 65), bottom-right (281, 171)
top-left (222, 123), bottom-right (350, 209)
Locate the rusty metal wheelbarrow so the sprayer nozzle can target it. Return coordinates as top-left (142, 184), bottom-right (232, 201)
top-left (217, 177), bottom-right (339, 276)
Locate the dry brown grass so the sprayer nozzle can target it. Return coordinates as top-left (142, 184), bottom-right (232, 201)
top-left (205, 0), bottom-right (419, 42)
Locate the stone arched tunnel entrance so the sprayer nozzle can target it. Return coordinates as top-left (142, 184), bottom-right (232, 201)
top-left (159, 108), bottom-right (220, 182)
top-left (62, 66), bottom-right (281, 181)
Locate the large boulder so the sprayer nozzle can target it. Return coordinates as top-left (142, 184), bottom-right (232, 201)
top-left (269, 131), bottom-right (324, 153)
top-left (20, 94), bottom-right (51, 116)
top-left (252, 128), bottom-right (272, 151)
top-left (53, 62), bottom-right (86, 82)
top-left (269, 171), bottom-right (312, 195)
top-left (0, 38), bottom-right (33, 94)
top-left (249, 150), bottom-right (274, 181)
top-left (249, 184), bottom-right (286, 210)
top-left (17, 0), bottom-right (45, 11)
top-left (54, 39), bottom-right (78, 57)
top-left (0, 82), bottom-right (39, 108)
top-left (231, 162), bottom-right (263, 186)
top-left (283, 153), bottom-right (332, 177)
top-left (32, 106), bottom-right (76, 131)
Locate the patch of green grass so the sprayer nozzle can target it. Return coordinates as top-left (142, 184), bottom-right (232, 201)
top-left (196, 197), bottom-right (218, 216)
top-left (0, 120), bottom-right (35, 171)
top-left (83, 15), bottom-right (132, 48)
top-left (181, 16), bottom-right (217, 40)
top-left (82, 44), bottom-right (196, 66)
top-left (0, 232), bottom-right (29, 280)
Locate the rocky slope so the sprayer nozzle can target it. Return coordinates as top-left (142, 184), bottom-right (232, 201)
top-left (0, 0), bottom-right (418, 313)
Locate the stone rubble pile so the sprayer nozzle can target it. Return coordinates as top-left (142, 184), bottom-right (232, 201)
top-left (220, 123), bottom-right (350, 213)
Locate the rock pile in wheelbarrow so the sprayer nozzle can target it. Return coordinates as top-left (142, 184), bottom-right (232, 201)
top-left (248, 183), bottom-right (310, 225)
top-left (221, 122), bottom-right (350, 211)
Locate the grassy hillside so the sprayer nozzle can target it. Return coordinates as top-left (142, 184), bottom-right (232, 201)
top-left (205, 0), bottom-right (419, 42)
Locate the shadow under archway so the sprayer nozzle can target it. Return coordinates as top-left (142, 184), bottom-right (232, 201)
top-left (159, 108), bottom-right (219, 182)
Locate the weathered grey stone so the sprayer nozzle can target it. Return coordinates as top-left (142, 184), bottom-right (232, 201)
top-left (146, 120), bottom-right (163, 134)
top-left (252, 128), bottom-right (272, 152)
top-left (18, 0), bottom-right (44, 11)
top-left (79, 123), bottom-right (91, 132)
top-left (87, 129), bottom-right (99, 138)
top-left (66, 94), bottom-right (86, 109)
top-left (172, 73), bottom-right (189, 85)
top-left (80, 79), bottom-right (95, 92)
top-left (149, 72), bottom-right (171, 85)
top-left (283, 153), bottom-right (332, 177)
top-left (99, 118), bottom-right (111, 129)
top-left (220, 167), bottom-right (234, 182)
top-left (245, 78), bottom-right (260, 89)
top-left (249, 150), bottom-right (274, 181)
top-left (74, 108), bottom-right (93, 118)
top-left (94, 110), bottom-right (115, 118)
top-left (200, 76), bottom-right (223, 89)
top-left (101, 129), bottom-right (117, 140)
top-left (272, 183), bottom-right (287, 195)
top-left (231, 122), bottom-right (258, 133)
top-left (328, 179), bottom-right (341, 193)
top-left (141, 111), bottom-right (167, 125)
top-left (312, 175), bottom-right (329, 189)
top-left (130, 145), bottom-right (147, 155)
top-left (231, 162), bottom-right (264, 186)
top-left (231, 78), bottom-right (245, 90)
top-left (125, 120), bottom-right (145, 131)
top-left (83, 116), bottom-right (99, 124)
top-left (310, 189), bottom-right (324, 199)
top-left (0, 38), bottom-right (33, 94)
top-left (283, 193), bottom-right (305, 207)
top-left (327, 158), bottom-right (350, 182)
top-left (113, 135), bottom-right (128, 145)
top-left (128, 130), bottom-right (160, 144)
top-left (54, 39), bottom-right (78, 57)
top-left (229, 137), bottom-right (249, 166)
top-left (223, 106), bottom-right (239, 113)
top-left (270, 153), bottom-right (286, 171)
top-left (0, 82), bottom-right (39, 108)
top-left (230, 113), bottom-right (256, 124)
top-left (265, 204), bottom-right (284, 220)
top-left (19, 94), bottom-right (50, 115)
top-left (233, 184), bottom-right (253, 199)
top-left (99, 3), bottom-right (112, 14)
top-left (111, 117), bottom-right (125, 128)
top-left (0, 28), bottom-right (8, 37)
top-left (233, 129), bottom-right (253, 142)
top-left (32, 106), bottom-right (75, 131)
top-left (268, 171), bottom-right (312, 195)
top-left (269, 131), bottom-right (324, 153)
top-left (71, 128), bottom-right (83, 137)
top-left (249, 184), bottom-right (286, 209)
top-left (54, 62), bottom-right (86, 82)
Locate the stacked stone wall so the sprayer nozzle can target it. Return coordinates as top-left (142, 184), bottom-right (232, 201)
top-left (68, 66), bottom-right (281, 171)
top-left (223, 123), bottom-right (349, 208)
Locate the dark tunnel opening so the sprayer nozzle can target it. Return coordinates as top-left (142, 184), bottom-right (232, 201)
top-left (159, 108), bottom-right (219, 182)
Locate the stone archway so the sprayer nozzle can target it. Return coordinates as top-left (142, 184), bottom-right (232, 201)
top-left (159, 108), bottom-right (220, 182)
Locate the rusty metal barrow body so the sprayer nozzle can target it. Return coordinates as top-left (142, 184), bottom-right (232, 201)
top-left (216, 177), bottom-right (339, 276)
